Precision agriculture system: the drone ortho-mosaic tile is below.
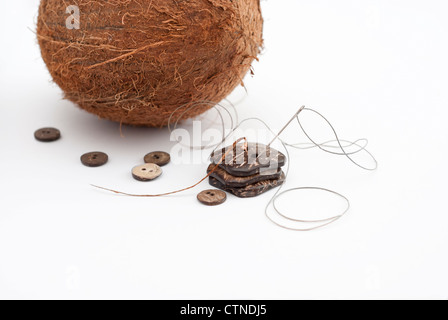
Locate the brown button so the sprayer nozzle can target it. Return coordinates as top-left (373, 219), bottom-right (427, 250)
top-left (209, 171), bottom-right (286, 198)
top-left (34, 127), bottom-right (61, 142)
top-left (132, 163), bottom-right (162, 181)
top-left (81, 152), bottom-right (109, 167)
top-left (144, 151), bottom-right (171, 166)
top-left (207, 164), bottom-right (282, 188)
top-left (210, 143), bottom-right (286, 177)
top-left (197, 189), bottom-right (227, 206)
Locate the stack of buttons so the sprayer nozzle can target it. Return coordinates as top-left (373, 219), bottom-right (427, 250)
top-left (208, 143), bottom-right (287, 198)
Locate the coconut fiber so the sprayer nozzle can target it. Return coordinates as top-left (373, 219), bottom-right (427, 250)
top-left (37, 0), bottom-right (264, 127)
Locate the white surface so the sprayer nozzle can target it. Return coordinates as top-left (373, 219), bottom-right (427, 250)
top-left (0, 0), bottom-right (447, 300)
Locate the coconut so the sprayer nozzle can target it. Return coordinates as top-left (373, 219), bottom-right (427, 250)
top-left (37, 0), bottom-right (263, 127)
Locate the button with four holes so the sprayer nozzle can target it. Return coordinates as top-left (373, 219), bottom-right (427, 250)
top-left (34, 127), bottom-right (61, 142)
top-left (132, 163), bottom-right (162, 181)
top-left (81, 152), bottom-right (109, 167)
top-left (197, 189), bottom-right (227, 206)
top-left (144, 151), bottom-right (171, 167)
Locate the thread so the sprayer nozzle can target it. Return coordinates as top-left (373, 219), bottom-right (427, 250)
top-left (93, 104), bottom-right (377, 231)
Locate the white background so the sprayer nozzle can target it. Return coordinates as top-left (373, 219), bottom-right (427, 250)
top-left (0, 0), bottom-right (447, 300)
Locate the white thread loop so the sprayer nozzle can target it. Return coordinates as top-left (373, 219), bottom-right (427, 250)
top-left (93, 104), bottom-right (377, 232)
top-left (294, 108), bottom-right (378, 171)
top-left (263, 106), bottom-right (377, 231)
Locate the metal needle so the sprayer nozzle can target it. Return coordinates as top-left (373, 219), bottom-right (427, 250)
top-left (266, 105), bottom-right (305, 147)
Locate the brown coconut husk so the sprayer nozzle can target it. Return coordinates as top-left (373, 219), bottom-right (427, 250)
top-left (37, 0), bottom-right (263, 127)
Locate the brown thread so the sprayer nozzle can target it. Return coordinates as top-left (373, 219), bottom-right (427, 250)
top-left (92, 104), bottom-right (377, 231)
top-left (91, 137), bottom-right (248, 197)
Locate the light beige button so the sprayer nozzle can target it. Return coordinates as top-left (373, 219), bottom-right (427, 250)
top-left (132, 163), bottom-right (162, 181)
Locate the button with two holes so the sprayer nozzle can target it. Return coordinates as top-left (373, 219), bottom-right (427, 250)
top-left (144, 151), bottom-right (171, 167)
top-left (34, 127), bottom-right (61, 142)
top-left (132, 163), bottom-right (162, 181)
top-left (197, 189), bottom-right (227, 206)
top-left (81, 152), bottom-right (109, 167)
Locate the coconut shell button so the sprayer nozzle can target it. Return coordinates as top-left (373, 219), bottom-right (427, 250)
top-left (132, 163), bottom-right (162, 181)
top-left (34, 127), bottom-right (61, 142)
top-left (210, 143), bottom-right (286, 177)
top-left (197, 189), bottom-right (227, 206)
top-left (207, 164), bottom-right (282, 188)
top-left (144, 151), bottom-right (171, 166)
top-left (81, 152), bottom-right (109, 167)
top-left (209, 171), bottom-right (286, 198)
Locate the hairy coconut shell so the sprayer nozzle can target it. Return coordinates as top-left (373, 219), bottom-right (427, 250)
top-left (37, 0), bottom-right (263, 127)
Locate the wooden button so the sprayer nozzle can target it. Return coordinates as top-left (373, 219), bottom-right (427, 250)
top-left (207, 164), bottom-right (282, 188)
top-left (197, 189), bottom-right (227, 206)
top-left (210, 143), bottom-right (286, 177)
top-left (132, 163), bottom-right (162, 181)
top-left (144, 151), bottom-right (171, 166)
top-left (81, 152), bottom-right (108, 167)
top-left (34, 127), bottom-right (61, 142)
top-left (209, 171), bottom-right (286, 198)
